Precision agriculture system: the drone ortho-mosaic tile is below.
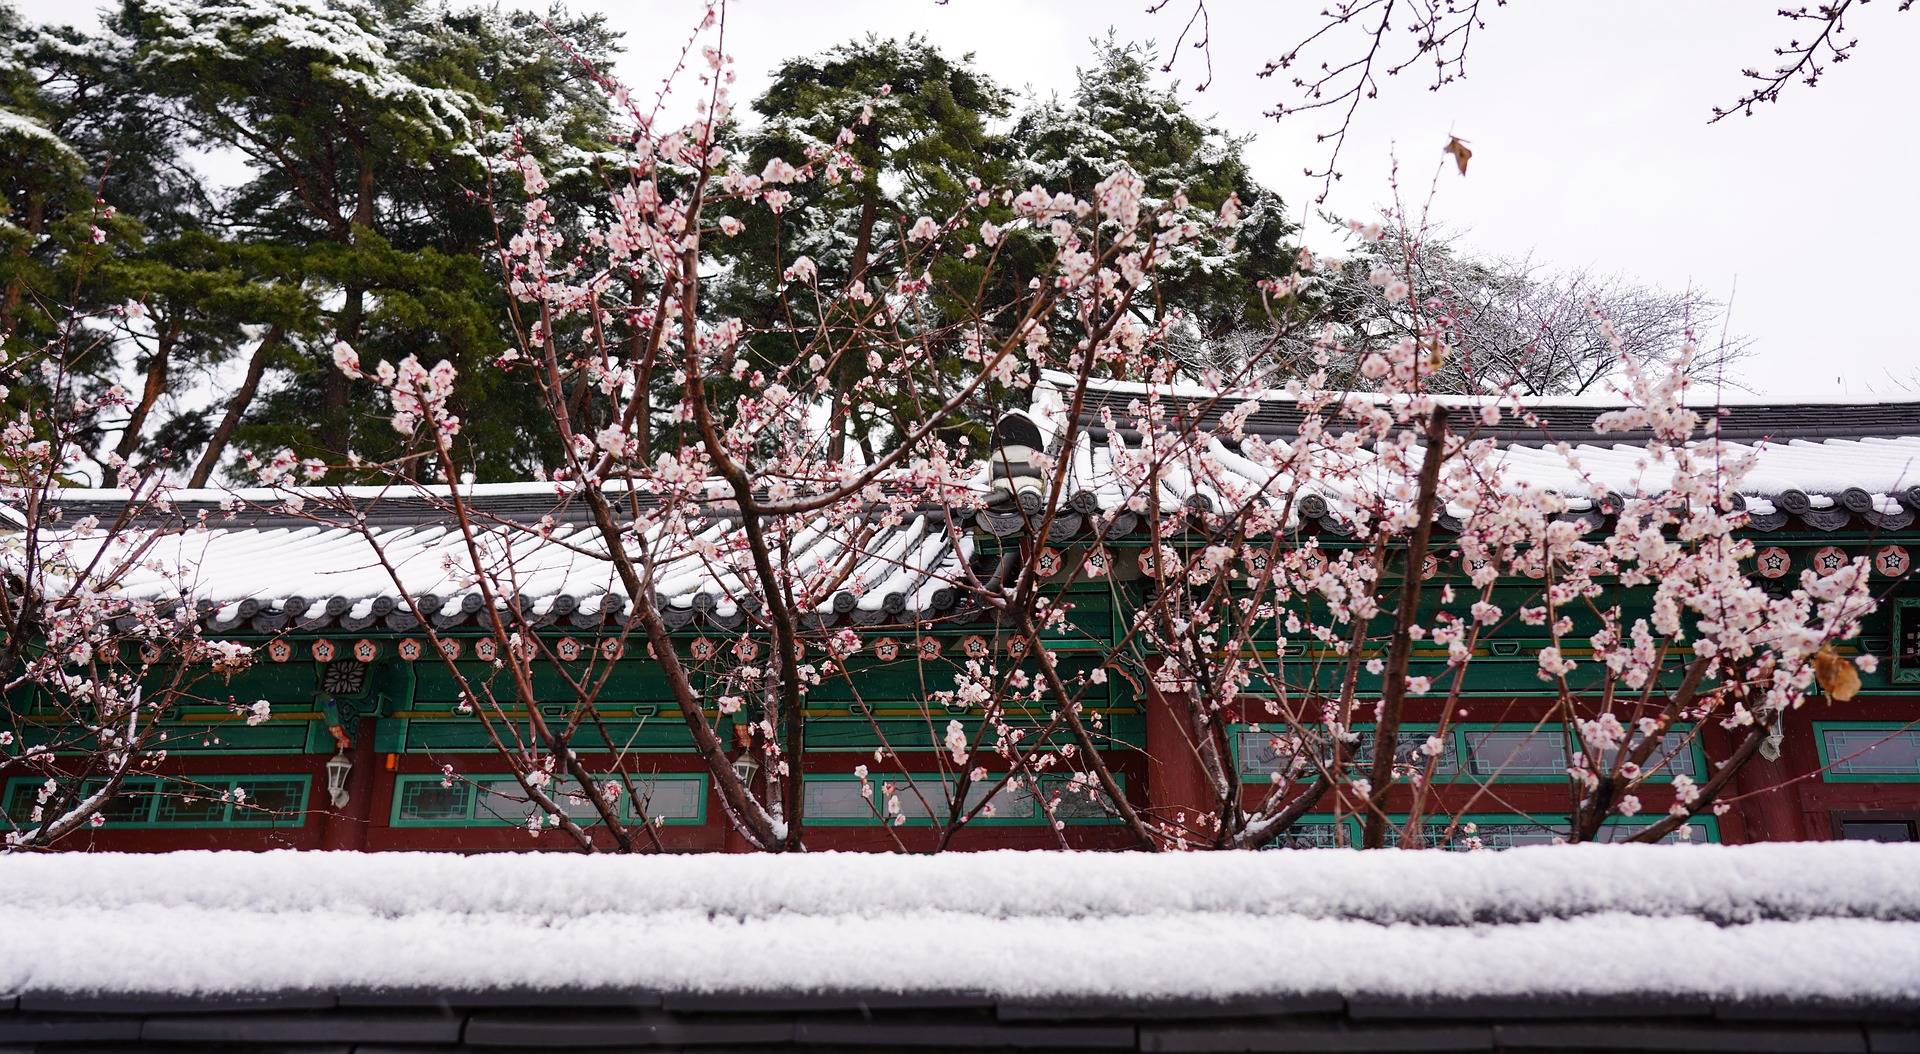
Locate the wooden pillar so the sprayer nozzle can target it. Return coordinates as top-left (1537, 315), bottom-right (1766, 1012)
top-left (1703, 719), bottom-right (1807, 843)
top-left (1143, 659), bottom-right (1213, 835)
top-left (318, 717), bottom-right (378, 851)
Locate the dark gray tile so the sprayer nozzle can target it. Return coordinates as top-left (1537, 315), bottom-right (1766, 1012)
top-left (794, 1018), bottom-right (1134, 1048)
top-left (0, 1015), bottom-right (144, 1043)
top-left (140, 1009), bottom-right (462, 1044)
top-left (1493, 1023), bottom-right (1867, 1052)
top-left (1143, 1023), bottom-right (1493, 1052)
top-left (1717, 1001), bottom-right (1920, 1025)
top-left (339, 987), bottom-right (660, 1010)
top-left (464, 1010), bottom-right (794, 1047)
top-left (21, 990), bottom-right (337, 1015)
top-left (1869, 1029), bottom-right (1920, 1054)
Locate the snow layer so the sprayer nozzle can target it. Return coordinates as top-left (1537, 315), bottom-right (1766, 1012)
top-left (1, 844), bottom-right (1916, 1001)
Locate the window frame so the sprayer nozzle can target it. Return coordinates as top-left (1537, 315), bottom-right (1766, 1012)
top-left (388, 771), bottom-right (708, 828)
top-left (1228, 721), bottom-right (1701, 786)
top-left (2, 774), bottom-right (309, 829)
top-left (798, 772), bottom-right (1124, 828)
top-left (1814, 722), bottom-right (1920, 782)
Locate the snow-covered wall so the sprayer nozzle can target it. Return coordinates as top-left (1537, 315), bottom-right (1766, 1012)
top-left (2, 844), bottom-right (1916, 1001)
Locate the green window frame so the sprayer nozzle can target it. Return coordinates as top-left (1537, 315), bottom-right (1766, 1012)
top-left (1230, 722), bottom-right (1702, 785)
top-left (389, 772), bottom-right (708, 827)
top-left (1255, 812), bottom-right (1718, 849)
top-left (1893, 598), bottom-right (1920, 684)
top-left (1231, 723), bottom-right (1454, 784)
top-left (2, 774), bottom-right (309, 829)
top-left (801, 772), bottom-right (1124, 827)
top-left (1814, 722), bottom-right (1920, 781)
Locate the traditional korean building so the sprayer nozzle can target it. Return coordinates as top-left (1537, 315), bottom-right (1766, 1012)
top-left (6, 385), bottom-right (1920, 851)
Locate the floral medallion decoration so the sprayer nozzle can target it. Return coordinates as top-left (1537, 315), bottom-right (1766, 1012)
top-left (310, 639), bottom-right (337, 664)
top-left (599, 638), bottom-right (624, 661)
top-left (1032, 547), bottom-right (1063, 579)
top-left (1754, 546), bottom-right (1791, 580)
top-left (96, 640), bottom-right (121, 663)
top-left (266, 639), bottom-right (294, 663)
top-left (690, 637), bottom-right (717, 661)
top-left (320, 660), bottom-right (366, 696)
top-left (554, 636), bottom-right (582, 662)
top-left (139, 641), bottom-right (164, 664)
top-left (1006, 637), bottom-right (1031, 660)
top-left (472, 638), bottom-right (498, 662)
top-left (873, 637), bottom-right (901, 662)
top-left (351, 639), bottom-right (379, 663)
top-left (733, 638), bottom-right (760, 661)
top-left (918, 637), bottom-right (943, 660)
top-left (1422, 554), bottom-right (1440, 580)
top-left (437, 637), bottom-right (463, 661)
top-left (1083, 548), bottom-right (1110, 578)
top-left (1875, 544), bottom-right (1911, 578)
top-left (1812, 546), bottom-right (1849, 576)
top-left (1299, 547), bottom-right (1328, 576)
top-left (396, 638), bottom-right (424, 662)
top-left (961, 635), bottom-right (991, 660)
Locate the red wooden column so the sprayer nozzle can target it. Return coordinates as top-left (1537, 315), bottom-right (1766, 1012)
top-left (1703, 719), bottom-right (1807, 843)
top-left (1143, 658), bottom-right (1214, 834)
top-left (317, 717), bottom-right (378, 850)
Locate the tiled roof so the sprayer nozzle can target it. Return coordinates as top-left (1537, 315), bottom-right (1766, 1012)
top-left (0, 988), bottom-right (1911, 1051)
top-left (981, 379), bottom-right (1920, 538)
top-left (19, 487), bottom-right (980, 635)
top-left (14, 385), bottom-right (1920, 632)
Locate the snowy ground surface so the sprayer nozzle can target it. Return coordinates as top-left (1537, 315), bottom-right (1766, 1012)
top-left (1, 844), bottom-right (1916, 1001)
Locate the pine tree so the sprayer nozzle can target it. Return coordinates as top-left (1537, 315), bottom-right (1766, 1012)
top-left (122, 0), bottom-right (619, 482)
top-left (1008, 39), bottom-right (1296, 358)
top-left (712, 35), bottom-right (1012, 462)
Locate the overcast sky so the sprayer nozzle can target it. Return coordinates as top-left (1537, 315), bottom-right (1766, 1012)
top-left (23, 0), bottom-right (1919, 398)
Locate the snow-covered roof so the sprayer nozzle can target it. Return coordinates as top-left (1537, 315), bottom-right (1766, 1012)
top-left (981, 377), bottom-right (1920, 538)
top-left (15, 488), bottom-right (979, 635)
top-left (0, 845), bottom-right (1914, 1004)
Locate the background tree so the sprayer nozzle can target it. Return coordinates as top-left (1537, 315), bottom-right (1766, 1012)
top-left (1007, 38), bottom-right (1296, 355)
top-left (713, 34), bottom-right (1012, 462)
top-left (1263, 223), bottom-right (1749, 395)
top-left (119, 0), bottom-right (619, 483)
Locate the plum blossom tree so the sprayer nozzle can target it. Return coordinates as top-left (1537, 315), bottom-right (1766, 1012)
top-left (240, 2), bottom-right (1878, 853)
top-left (0, 295), bottom-right (263, 849)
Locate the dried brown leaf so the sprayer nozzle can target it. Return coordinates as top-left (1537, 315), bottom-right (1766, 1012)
top-left (1443, 136), bottom-right (1472, 175)
top-left (1813, 645), bottom-right (1861, 702)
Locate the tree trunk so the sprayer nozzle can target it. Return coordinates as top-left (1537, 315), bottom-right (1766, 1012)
top-left (1363, 406), bottom-right (1450, 848)
top-left (320, 160), bottom-right (377, 456)
top-left (0, 194), bottom-right (48, 337)
top-left (188, 325), bottom-right (284, 488)
top-left (115, 320), bottom-right (181, 462)
top-left (828, 188), bottom-right (880, 463)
